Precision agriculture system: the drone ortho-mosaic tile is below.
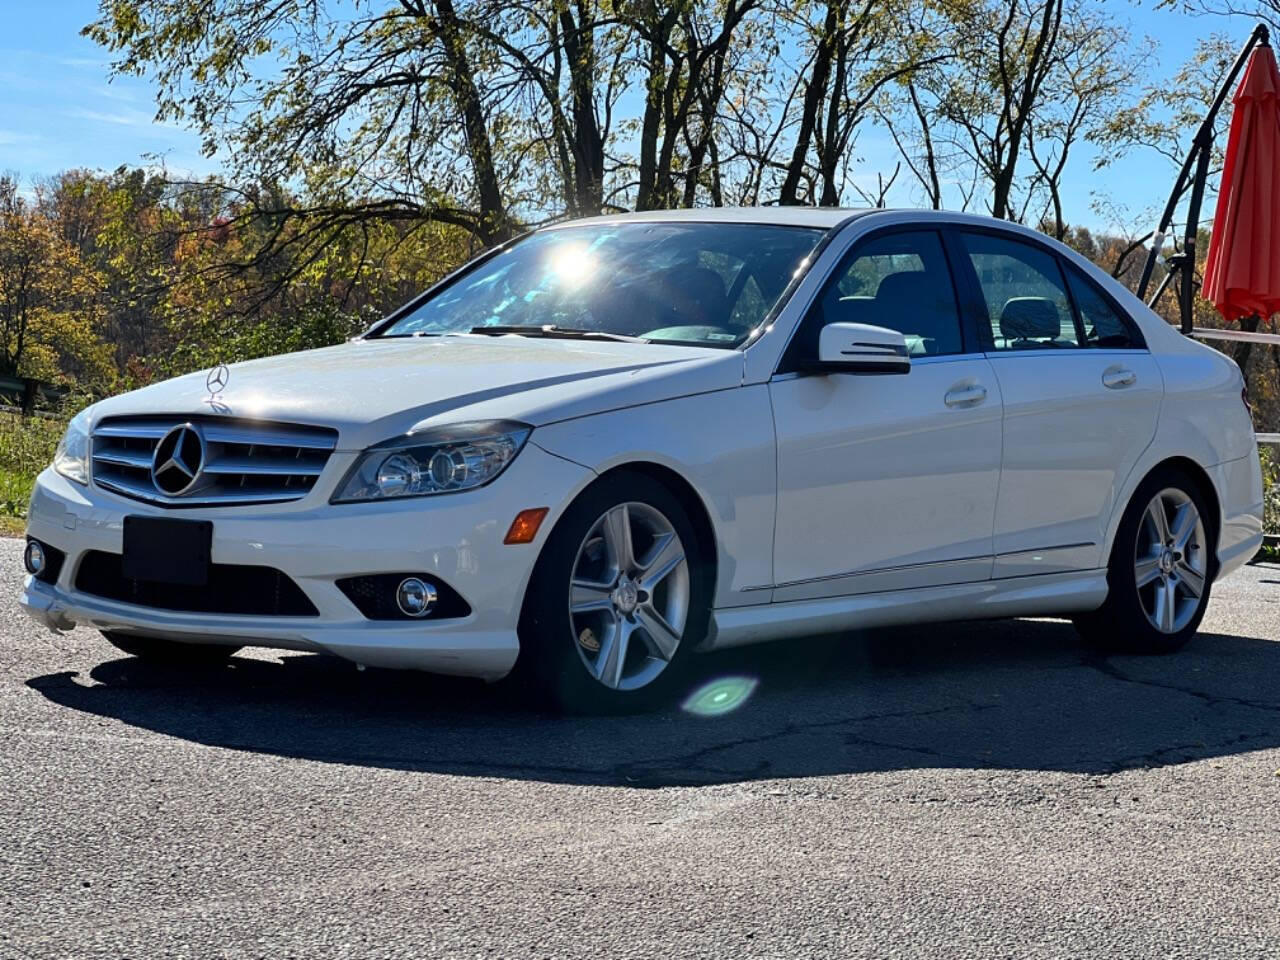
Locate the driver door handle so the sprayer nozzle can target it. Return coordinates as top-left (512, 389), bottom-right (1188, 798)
top-left (944, 384), bottom-right (988, 408)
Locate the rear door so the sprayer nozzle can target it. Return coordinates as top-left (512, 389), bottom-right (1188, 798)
top-left (951, 228), bottom-right (1162, 577)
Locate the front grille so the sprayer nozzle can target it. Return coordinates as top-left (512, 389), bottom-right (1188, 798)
top-left (75, 551), bottom-right (319, 617)
top-left (92, 416), bottom-right (337, 507)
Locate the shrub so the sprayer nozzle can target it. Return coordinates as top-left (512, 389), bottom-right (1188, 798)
top-left (0, 412), bottom-right (63, 519)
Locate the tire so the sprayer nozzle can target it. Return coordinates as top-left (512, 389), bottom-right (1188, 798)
top-left (102, 631), bottom-right (241, 664)
top-left (1074, 465), bottom-right (1216, 654)
top-left (515, 472), bottom-right (712, 713)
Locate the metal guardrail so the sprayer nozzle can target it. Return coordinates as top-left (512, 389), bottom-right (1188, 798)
top-left (0, 404), bottom-right (61, 421)
top-left (1190, 327), bottom-right (1280, 346)
top-left (0, 374), bottom-right (65, 415)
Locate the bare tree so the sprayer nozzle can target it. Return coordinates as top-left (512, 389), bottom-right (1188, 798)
top-left (630, 0), bottom-right (762, 210)
top-left (1026, 9), bottom-right (1152, 238)
top-left (775, 0), bottom-right (928, 206)
top-left (931, 0), bottom-right (1063, 220)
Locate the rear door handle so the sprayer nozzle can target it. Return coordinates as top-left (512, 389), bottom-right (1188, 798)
top-left (944, 384), bottom-right (988, 408)
top-left (1102, 367), bottom-right (1137, 390)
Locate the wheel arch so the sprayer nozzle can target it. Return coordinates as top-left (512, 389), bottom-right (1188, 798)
top-left (520, 460), bottom-right (720, 612)
top-left (1112, 455), bottom-right (1222, 568)
top-left (601, 462), bottom-right (719, 572)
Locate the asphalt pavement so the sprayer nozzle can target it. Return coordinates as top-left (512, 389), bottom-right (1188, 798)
top-left (3, 536), bottom-right (1280, 959)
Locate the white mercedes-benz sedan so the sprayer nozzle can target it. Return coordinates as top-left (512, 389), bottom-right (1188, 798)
top-left (20, 208), bottom-right (1264, 711)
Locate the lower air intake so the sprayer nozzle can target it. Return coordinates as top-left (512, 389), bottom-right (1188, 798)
top-left (75, 551), bottom-right (318, 617)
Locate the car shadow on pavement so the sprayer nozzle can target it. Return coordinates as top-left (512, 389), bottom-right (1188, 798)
top-left (26, 617), bottom-right (1280, 787)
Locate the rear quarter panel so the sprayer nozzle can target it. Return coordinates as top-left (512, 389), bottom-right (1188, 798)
top-left (1150, 341), bottom-right (1256, 466)
top-left (1102, 333), bottom-right (1261, 569)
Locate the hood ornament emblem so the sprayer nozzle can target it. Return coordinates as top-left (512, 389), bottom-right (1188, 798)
top-left (206, 363), bottom-right (230, 399)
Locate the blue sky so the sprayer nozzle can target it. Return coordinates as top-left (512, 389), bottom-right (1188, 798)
top-left (0, 1), bottom-right (1254, 232)
top-left (0, 3), bottom-right (212, 178)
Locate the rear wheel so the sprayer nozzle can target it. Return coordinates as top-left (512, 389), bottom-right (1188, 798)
top-left (516, 473), bottom-right (711, 713)
top-left (102, 631), bottom-right (241, 664)
top-left (1074, 467), bottom-right (1214, 654)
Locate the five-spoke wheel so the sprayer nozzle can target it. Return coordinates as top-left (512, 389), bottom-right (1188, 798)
top-left (1133, 488), bottom-right (1208, 635)
top-left (568, 501), bottom-right (690, 691)
top-left (1075, 466), bottom-right (1215, 654)
top-left (516, 472), bottom-right (708, 712)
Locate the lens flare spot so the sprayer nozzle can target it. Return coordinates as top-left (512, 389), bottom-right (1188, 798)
top-left (548, 244), bottom-right (596, 286)
top-left (681, 675), bottom-right (758, 717)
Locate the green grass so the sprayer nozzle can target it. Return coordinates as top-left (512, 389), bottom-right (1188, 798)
top-left (0, 412), bottom-right (64, 530)
top-left (1262, 446), bottom-right (1280, 541)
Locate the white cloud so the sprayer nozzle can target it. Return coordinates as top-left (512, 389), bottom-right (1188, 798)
top-left (93, 83), bottom-right (140, 103)
top-left (66, 106), bottom-right (174, 131)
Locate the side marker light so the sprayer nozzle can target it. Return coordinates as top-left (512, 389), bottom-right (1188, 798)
top-left (504, 507), bottom-right (550, 544)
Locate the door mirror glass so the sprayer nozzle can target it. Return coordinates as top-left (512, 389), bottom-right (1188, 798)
top-left (812, 322), bottom-right (911, 374)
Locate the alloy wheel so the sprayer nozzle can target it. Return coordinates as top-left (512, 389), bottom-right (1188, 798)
top-left (1134, 487), bottom-right (1208, 634)
top-left (567, 501), bottom-right (690, 691)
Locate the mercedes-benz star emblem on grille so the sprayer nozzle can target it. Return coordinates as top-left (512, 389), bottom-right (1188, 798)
top-left (151, 423), bottom-right (206, 496)
top-left (206, 363), bottom-right (230, 397)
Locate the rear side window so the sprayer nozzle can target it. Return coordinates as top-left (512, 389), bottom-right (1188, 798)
top-left (812, 231), bottom-right (964, 356)
top-left (1065, 265), bottom-right (1142, 349)
top-left (960, 232), bottom-right (1081, 349)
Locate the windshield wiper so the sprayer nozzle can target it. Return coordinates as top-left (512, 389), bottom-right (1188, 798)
top-left (468, 324), bottom-right (646, 343)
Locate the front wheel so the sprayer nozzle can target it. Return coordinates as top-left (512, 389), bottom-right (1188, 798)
top-left (516, 473), bottom-right (711, 713)
top-left (1074, 467), bottom-right (1215, 654)
top-left (102, 631), bottom-right (241, 664)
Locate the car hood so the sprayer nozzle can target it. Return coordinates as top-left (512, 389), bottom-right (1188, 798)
top-left (88, 335), bottom-right (743, 449)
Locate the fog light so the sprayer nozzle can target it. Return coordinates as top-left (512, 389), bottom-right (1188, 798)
top-left (396, 577), bottom-right (438, 618)
top-left (23, 539), bottom-right (45, 576)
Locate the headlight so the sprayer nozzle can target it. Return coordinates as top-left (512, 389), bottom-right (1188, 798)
top-left (331, 420), bottom-right (531, 503)
top-left (53, 409), bottom-right (91, 486)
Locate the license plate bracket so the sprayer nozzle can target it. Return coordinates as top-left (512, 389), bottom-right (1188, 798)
top-left (122, 516), bottom-right (213, 586)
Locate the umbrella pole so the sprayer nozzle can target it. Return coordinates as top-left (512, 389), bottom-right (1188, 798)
top-left (1135, 21), bottom-right (1271, 326)
top-left (1146, 263), bottom-right (1177, 311)
top-left (1179, 145), bottom-right (1214, 333)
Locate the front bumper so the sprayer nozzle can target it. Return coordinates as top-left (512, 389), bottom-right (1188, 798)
top-left (20, 443), bottom-right (592, 680)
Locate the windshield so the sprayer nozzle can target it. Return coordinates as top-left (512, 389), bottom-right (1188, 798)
top-left (376, 221), bottom-right (827, 347)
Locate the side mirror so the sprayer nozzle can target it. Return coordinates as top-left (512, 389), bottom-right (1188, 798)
top-left (807, 322), bottom-right (911, 375)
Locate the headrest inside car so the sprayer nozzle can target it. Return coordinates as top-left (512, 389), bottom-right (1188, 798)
top-left (1000, 297), bottom-right (1061, 340)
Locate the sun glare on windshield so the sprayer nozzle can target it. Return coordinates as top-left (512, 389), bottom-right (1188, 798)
top-left (548, 243), bottom-right (597, 287)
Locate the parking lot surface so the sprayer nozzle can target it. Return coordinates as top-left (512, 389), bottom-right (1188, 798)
top-left (3, 538), bottom-right (1280, 959)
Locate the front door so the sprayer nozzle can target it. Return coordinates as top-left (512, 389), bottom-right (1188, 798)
top-left (769, 229), bottom-right (1003, 602)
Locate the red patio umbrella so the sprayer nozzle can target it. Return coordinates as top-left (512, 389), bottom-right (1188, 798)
top-left (1202, 43), bottom-right (1280, 323)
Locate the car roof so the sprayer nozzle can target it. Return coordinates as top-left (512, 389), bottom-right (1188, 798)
top-left (540, 207), bottom-right (873, 230)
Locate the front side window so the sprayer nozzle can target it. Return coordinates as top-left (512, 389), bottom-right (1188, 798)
top-left (960, 232), bottom-right (1081, 350)
top-left (1065, 265), bottom-right (1142, 349)
top-left (806, 230), bottom-right (965, 357)
top-left (377, 222), bottom-right (826, 348)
